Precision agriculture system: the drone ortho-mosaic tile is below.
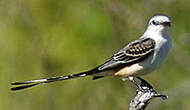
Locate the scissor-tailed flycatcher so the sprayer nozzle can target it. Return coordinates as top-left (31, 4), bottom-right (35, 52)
top-left (11, 15), bottom-right (172, 91)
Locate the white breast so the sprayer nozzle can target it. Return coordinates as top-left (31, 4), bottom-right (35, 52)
top-left (139, 34), bottom-right (172, 75)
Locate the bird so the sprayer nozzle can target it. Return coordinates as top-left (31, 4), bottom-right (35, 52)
top-left (11, 15), bottom-right (172, 91)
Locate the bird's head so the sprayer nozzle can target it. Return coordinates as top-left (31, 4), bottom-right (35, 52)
top-left (146, 15), bottom-right (171, 34)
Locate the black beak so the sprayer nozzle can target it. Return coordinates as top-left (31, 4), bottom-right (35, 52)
top-left (161, 22), bottom-right (171, 27)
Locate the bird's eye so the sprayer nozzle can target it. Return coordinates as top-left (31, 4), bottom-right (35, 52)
top-left (152, 20), bottom-right (159, 25)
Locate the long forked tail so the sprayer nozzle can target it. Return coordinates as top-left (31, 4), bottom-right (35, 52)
top-left (11, 68), bottom-right (100, 91)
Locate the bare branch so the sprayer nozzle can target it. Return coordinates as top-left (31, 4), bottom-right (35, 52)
top-left (129, 77), bottom-right (168, 110)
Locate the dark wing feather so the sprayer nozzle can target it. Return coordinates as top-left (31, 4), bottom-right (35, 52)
top-left (98, 38), bottom-right (155, 71)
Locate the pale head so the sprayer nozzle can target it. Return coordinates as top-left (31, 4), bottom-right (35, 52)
top-left (145, 15), bottom-right (171, 34)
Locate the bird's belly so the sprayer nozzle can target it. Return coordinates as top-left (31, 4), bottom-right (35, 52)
top-left (113, 64), bottom-right (144, 77)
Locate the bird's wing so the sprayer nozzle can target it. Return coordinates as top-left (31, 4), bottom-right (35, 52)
top-left (98, 37), bottom-right (156, 71)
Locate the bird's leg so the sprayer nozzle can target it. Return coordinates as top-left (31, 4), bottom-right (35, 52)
top-left (123, 77), bottom-right (151, 92)
top-left (128, 76), bottom-right (142, 89)
top-left (136, 77), bottom-right (153, 90)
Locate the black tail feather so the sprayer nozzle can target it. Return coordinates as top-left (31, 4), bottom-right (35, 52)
top-left (11, 79), bottom-right (45, 85)
top-left (11, 83), bottom-right (42, 91)
top-left (92, 76), bottom-right (104, 80)
top-left (11, 67), bottom-right (101, 91)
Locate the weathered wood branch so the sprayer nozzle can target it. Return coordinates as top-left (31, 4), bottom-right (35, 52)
top-left (129, 77), bottom-right (168, 110)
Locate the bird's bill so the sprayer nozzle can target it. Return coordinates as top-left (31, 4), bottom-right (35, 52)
top-left (161, 22), bottom-right (171, 27)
